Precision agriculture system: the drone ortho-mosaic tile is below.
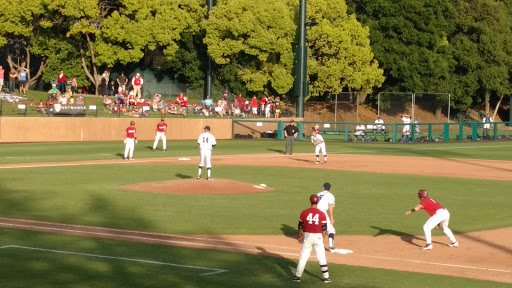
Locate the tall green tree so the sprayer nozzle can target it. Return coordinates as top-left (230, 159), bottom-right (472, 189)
top-left (346, 0), bottom-right (465, 107)
top-left (49, 0), bottom-right (204, 95)
top-left (450, 0), bottom-right (512, 113)
top-left (0, 0), bottom-right (55, 91)
top-left (307, 0), bottom-right (384, 102)
top-left (203, 0), bottom-right (297, 94)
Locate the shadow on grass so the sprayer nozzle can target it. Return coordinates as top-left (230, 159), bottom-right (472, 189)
top-left (256, 246), bottom-right (322, 283)
top-left (175, 173), bottom-right (193, 179)
top-left (280, 224), bottom-right (298, 239)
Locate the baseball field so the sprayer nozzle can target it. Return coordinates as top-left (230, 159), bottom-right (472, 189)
top-left (0, 140), bottom-right (511, 287)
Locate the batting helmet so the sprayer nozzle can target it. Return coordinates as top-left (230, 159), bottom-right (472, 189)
top-left (130, 121), bottom-right (135, 125)
top-left (418, 189), bottom-right (428, 199)
top-left (310, 194), bottom-right (319, 204)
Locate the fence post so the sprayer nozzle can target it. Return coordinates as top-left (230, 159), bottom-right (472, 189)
top-left (459, 124), bottom-right (464, 141)
top-left (428, 124), bottom-right (432, 141)
top-left (297, 121), bottom-right (303, 141)
top-left (344, 123), bottom-right (349, 142)
top-left (493, 123), bottom-right (498, 140)
top-left (472, 123), bottom-right (478, 140)
top-left (392, 123), bottom-right (397, 143)
top-left (277, 121), bottom-right (284, 140)
top-left (443, 123), bottom-right (449, 142)
top-left (24, 105), bottom-right (28, 117)
top-left (0, 99), bottom-right (2, 116)
top-left (231, 119), bottom-right (235, 139)
top-left (411, 123), bottom-right (416, 142)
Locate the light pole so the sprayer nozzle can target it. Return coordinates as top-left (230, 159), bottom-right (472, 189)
top-left (293, 0), bottom-right (307, 118)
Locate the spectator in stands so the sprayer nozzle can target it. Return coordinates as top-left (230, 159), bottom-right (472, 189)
top-left (69, 94), bottom-right (75, 104)
top-left (251, 95), bottom-right (258, 116)
top-left (71, 77), bottom-right (77, 94)
top-left (482, 113), bottom-right (493, 137)
top-left (117, 72), bottom-right (128, 92)
top-left (236, 93), bottom-right (244, 107)
top-left (274, 96), bottom-right (281, 118)
top-left (374, 116), bottom-right (385, 135)
top-left (215, 99), bottom-right (226, 117)
top-left (57, 70), bottom-right (68, 94)
top-left (45, 96), bottom-right (54, 108)
top-left (109, 80), bottom-right (116, 97)
top-left (112, 103), bottom-right (120, 116)
top-left (260, 95), bottom-right (268, 116)
top-left (76, 95), bottom-right (84, 104)
top-left (354, 124), bottom-right (366, 141)
top-left (37, 100), bottom-right (46, 114)
top-left (131, 73), bottom-right (143, 98)
top-left (18, 68), bottom-right (28, 96)
top-left (48, 84), bottom-right (60, 100)
top-left (176, 92), bottom-right (185, 107)
top-left (204, 96), bottom-right (213, 110)
top-left (128, 91), bottom-right (136, 108)
top-left (8, 69), bottom-right (17, 93)
top-left (265, 100), bottom-right (272, 118)
top-left (222, 89), bottom-right (230, 102)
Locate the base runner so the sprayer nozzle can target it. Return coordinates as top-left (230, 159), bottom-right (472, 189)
top-left (293, 194), bottom-right (331, 283)
top-left (152, 118), bottom-right (167, 151)
top-left (405, 189), bottom-right (458, 250)
top-left (197, 126), bottom-right (216, 180)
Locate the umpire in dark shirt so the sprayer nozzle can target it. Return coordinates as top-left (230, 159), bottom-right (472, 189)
top-left (284, 119), bottom-right (299, 155)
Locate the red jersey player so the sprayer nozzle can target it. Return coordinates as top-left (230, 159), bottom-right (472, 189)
top-left (152, 118), bottom-right (168, 151)
top-left (124, 121), bottom-right (137, 160)
top-left (405, 189), bottom-right (458, 250)
top-left (293, 194), bottom-right (331, 283)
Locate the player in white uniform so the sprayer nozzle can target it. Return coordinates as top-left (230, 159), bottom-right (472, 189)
top-left (311, 129), bottom-right (327, 164)
top-left (152, 118), bottom-right (167, 151)
top-left (197, 126), bottom-right (216, 180)
top-left (316, 182), bottom-right (336, 252)
top-left (401, 114), bottom-right (411, 138)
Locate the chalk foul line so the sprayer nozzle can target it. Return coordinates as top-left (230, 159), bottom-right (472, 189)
top-left (0, 245), bottom-right (228, 276)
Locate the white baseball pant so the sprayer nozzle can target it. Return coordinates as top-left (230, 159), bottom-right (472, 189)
top-left (423, 208), bottom-right (456, 245)
top-left (153, 132), bottom-right (166, 150)
top-left (321, 211), bottom-right (336, 235)
top-left (124, 138), bottom-right (135, 159)
top-left (315, 143), bottom-right (326, 156)
top-left (199, 149), bottom-right (212, 168)
top-left (295, 232), bottom-right (329, 278)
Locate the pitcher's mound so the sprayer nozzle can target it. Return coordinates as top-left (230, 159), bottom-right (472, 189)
top-left (121, 178), bottom-right (274, 195)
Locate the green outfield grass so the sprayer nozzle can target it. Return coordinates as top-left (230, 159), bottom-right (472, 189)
top-left (0, 140), bottom-right (511, 165)
top-left (0, 140), bottom-right (510, 287)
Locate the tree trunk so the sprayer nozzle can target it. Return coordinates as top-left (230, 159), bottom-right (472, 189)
top-left (78, 34), bottom-right (101, 96)
top-left (5, 46), bottom-right (45, 92)
top-left (357, 89), bottom-right (368, 104)
top-left (435, 105), bottom-right (442, 120)
top-left (492, 95), bottom-right (504, 122)
top-left (484, 90), bottom-right (490, 114)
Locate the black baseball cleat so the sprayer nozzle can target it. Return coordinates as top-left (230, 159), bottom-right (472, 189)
top-left (196, 176), bottom-right (201, 179)
top-left (323, 277), bottom-right (331, 283)
top-left (292, 276), bottom-right (301, 282)
top-left (152, 149), bottom-right (155, 152)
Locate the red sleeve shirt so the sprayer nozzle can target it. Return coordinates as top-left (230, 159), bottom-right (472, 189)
top-left (125, 127), bottom-right (136, 139)
top-left (299, 207), bottom-right (327, 234)
top-left (157, 123), bottom-right (167, 132)
top-left (420, 198), bottom-right (445, 216)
